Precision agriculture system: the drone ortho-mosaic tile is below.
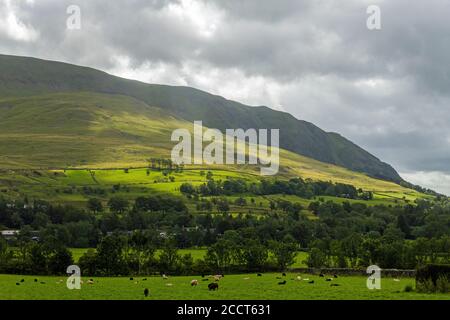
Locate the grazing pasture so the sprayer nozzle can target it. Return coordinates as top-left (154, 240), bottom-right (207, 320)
top-left (1, 274), bottom-right (448, 300)
top-left (0, 167), bottom-right (425, 211)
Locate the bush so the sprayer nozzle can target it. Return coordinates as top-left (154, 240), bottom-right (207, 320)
top-left (404, 284), bottom-right (414, 292)
top-left (416, 264), bottom-right (450, 293)
top-left (416, 264), bottom-right (450, 286)
top-left (436, 276), bottom-right (450, 293)
top-left (416, 279), bottom-right (436, 293)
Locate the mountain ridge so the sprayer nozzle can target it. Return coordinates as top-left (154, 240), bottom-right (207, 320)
top-left (0, 54), bottom-right (402, 182)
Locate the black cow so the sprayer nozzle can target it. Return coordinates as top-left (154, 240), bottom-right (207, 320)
top-left (208, 283), bottom-right (219, 291)
top-left (144, 288), bottom-right (150, 297)
top-left (278, 280), bottom-right (287, 285)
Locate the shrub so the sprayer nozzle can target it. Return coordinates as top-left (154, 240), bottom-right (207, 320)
top-left (416, 279), bottom-right (436, 293)
top-left (436, 276), bottom-right (450, 293)
top-left (404, 284), bottom-right (414, 292)
top-left (416, 264), bottom-right (450, 287)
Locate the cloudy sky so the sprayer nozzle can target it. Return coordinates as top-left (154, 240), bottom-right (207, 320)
top-left (1, 0), bottom-right (450, 194)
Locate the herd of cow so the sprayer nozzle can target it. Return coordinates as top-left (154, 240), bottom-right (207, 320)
top-left (12, 272), bottom-right (342, 297)
top-left (141, 272), bottom-right (341, 297)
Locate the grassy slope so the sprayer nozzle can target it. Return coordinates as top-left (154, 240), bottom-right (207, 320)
top-left (0, 92), bottom-right (422, 205)
top-left (0, 92), bottom-right (189, 168)
top-left (0, 54), bottom-right (402, 182)
top-left (1, 274), bottom-right (447, 300)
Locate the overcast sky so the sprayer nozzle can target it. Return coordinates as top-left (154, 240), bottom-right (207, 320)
top-left (1, 0), bottom-right (450, 194)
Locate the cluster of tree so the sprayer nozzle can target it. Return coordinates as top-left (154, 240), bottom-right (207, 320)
top-left (0, 232), bottom-right (73, 275)
top-left (148, 158), bottom-right (184, 173)
top-left (400, 181), bottom-right (444, 198)
top-left (1, 195), bottom-right (450, 270)
top-left (180, 177), bottom-right (371, 200)
top-left (306, 235), bottom-right (450, 269)
top-left (0, 230), bottom-right (298, 276)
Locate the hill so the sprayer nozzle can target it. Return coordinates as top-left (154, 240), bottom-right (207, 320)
top-left (0, 90), bottom-right (422, 205)
top-left (0, 54), bottom-right (401, 183)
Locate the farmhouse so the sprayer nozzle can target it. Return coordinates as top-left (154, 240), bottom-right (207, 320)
top-left (1, 230), bottom-right (19, 239)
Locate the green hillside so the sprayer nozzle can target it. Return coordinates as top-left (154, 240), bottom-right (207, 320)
top-left (0, 92), bottom-right (190, 168)
top-left (0, 54), bottom-right (401, 182)
top-left (0, 91), bottom-right (417, 199)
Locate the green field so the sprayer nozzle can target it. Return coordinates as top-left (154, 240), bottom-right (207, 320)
top-left (0, 167), bottom-right (427, 212)
top-left (1, 273), bottom-right (448, 300)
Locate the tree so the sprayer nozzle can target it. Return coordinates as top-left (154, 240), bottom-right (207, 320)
top-left (159, 240), bottom-right (180, 273)
top-left (96, 235), bottom-right (126, 275)
top-left (107, 196), bottom-right (129, 214)
top-left (242, 240), bottom-right (268, 271)
top-left (48, 247), bottom-right (74, 275)
top-left (79, 249), bottom-right (98, 276)
top-left (0, 237), bottom-right (12, 272)
top-left (341, 234), bottom-right (362, 268)
top-left (129, 231), bottom-right (157, 275)
top-left (205, 239), bottom-right (234, 272)
top-left (87, 198), bottom-right (103, 214)
top-left (29, 244), bottom-right (48, 275)
top-left (269, 236), bottom-right (298, 271)
top-left (180, 183), bottom-right (196, 195)
top-left (216, 198), bottom-right (230, 214)
top-left (234, 197), bottom-right (247, 207)
top-left (306, 248), bottom-right (327, 268)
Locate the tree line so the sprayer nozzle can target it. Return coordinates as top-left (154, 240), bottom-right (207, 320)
top-left (180, 177), bottom-right (373, 200)
top-left (1, 193), bottom-right (449, 273)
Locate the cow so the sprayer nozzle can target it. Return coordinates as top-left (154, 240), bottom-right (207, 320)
top-left (278, 280), bottom-right (287, 285)
top-left (144, 288), bottom-right (150, 297)
top-left (208, 283), bottom-right (219, 291)
top-left (191, 280), bottom-right (199, 287)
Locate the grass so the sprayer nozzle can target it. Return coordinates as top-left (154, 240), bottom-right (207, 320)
top-left (1, 273), bottom-right (448, 300)
top-left (0, 92), bottom-right (425, 204)
top-left (0, 167), bottom-right (427, 213)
